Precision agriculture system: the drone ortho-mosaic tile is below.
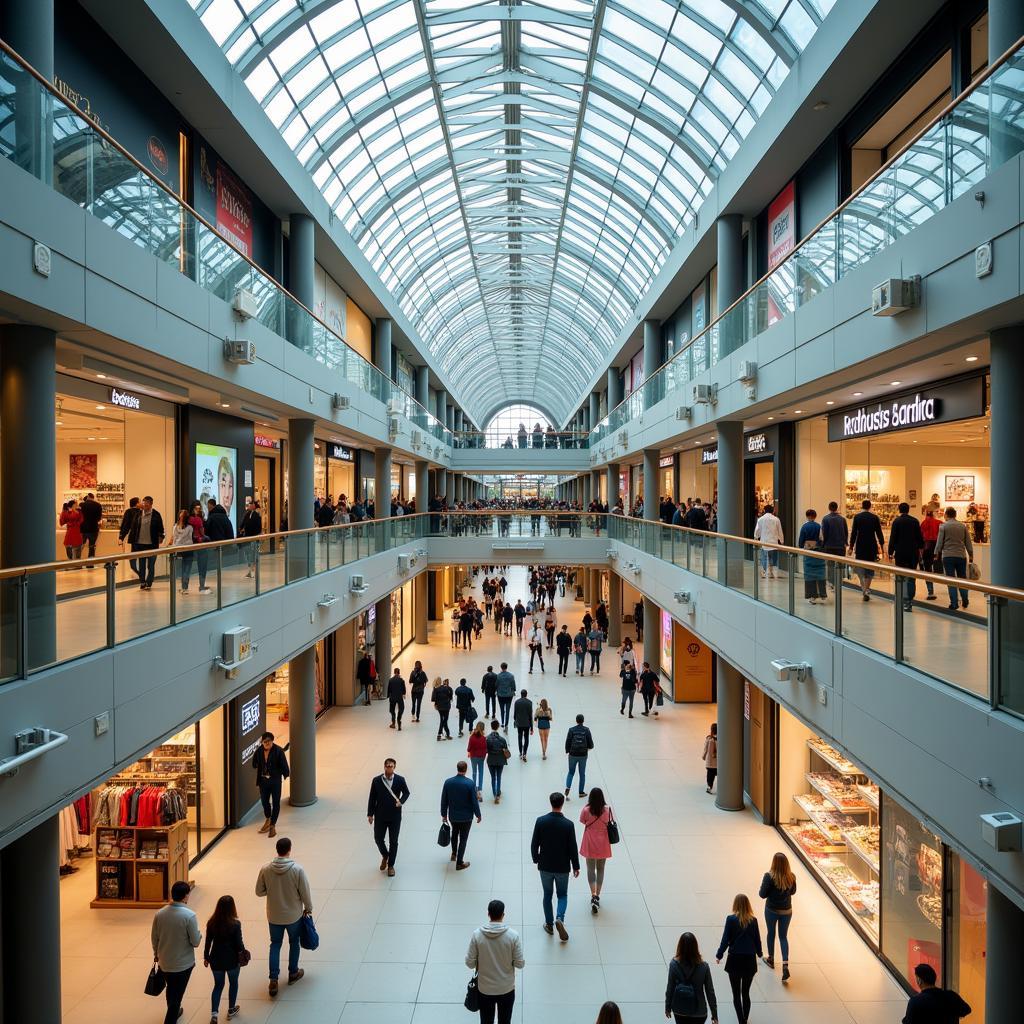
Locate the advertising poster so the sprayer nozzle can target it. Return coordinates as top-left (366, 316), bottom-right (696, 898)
top-left (215, 162), bottom-right (254, 258)
top-left (69, 453), bottom-right (98, 488)
top-left (767, 180), bottom-right (796, 269)
top-left (196, 442), bottom-right (237, 529)
top-left (661, 610), bottom-right (672, 673)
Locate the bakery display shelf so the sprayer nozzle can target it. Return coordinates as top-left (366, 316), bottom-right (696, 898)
top-left (804, 773), bottom-right (873, 813)
top-left (855, 783), bottom-right (879, 809)
top-left (841, 828), bottom-right (880, 873)
top-left (793, 794), bottom-right (856, 849)
top-left (806, 738), bottom-right (861, 776)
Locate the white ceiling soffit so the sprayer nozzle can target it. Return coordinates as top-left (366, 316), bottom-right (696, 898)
top-left (186, 0), bottom-right (834, 421)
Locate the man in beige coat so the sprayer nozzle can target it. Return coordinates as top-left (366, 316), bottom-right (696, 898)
top-left (256, 836), bottom-right (313, 996)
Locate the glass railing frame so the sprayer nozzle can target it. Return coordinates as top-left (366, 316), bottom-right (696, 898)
top-left (0, 39), bottom-right (454, 448)
top-left (452, 430), bottom-right (591, 450)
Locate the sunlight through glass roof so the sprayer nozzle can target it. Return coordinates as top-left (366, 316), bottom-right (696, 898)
top-left (187, 0), bottom-right (835, 422)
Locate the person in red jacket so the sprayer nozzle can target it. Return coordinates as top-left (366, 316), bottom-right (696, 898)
top-left (60, 500), bottom-right (84, 562)
top-left (467, 721), bottom-right (488, 799)
top-left (920, 508), bottom-right (941, 600)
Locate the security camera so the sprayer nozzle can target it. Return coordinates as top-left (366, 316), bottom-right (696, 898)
top-left (771, 658), bottom-right (811, 682)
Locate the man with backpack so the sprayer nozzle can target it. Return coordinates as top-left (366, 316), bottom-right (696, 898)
top-left (563, 714), bottom-right (594, 799)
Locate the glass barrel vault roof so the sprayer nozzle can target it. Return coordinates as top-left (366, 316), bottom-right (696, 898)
top-left (187, 0), bottom-right (835, 423)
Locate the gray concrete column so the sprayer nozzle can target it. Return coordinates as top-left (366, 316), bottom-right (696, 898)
top-left (374, 317), bottom-right (393, 381)
top-left (606, 368), bottom-right (622, 412)
top-left (436, 469), bottom-right (447, 503)
top-left (589, 569), bottom-right (602, 608)
top-left (642, 448), bottom-right (660, 521)
top-left (415, 367), bottom-right (430, 409)
top-left (454, 409), bottom-right (463, 434)
top-left (288, 214), bottom-right (315, 308)
top-left (288, 645), bottom-right (317, 806)
top-left (986, 878), bottom-right (1024, 1024)
top-left (445, 469), bottom-right (455, 506)
top-left (415, 459), bottom-right (429, 516)
top-left (717, 420), bottom-right (744, 587)
top-left (643, 598), bottom-right (661, 675)
top-left (375, 596), bottom-right (393, 682)
top-left (1, 326), bottom-right (56, 670)
top-left (1, 815), bottom-right (61, 1020)
top-left (608, 570), bottom-right (621, 647)
top-left (414, 571), bottom-right (429, 644)
top-left (288, 418), bottom-right (315, 580)
top-left (643, 319), bottom-right (662, 383)
top-left (716, 214), bottom-right (744, 314)
top-left (990, 327), bottom-right (1024, 586)
top-left (455, 474), bottom-right (464, 504)
top-left (1, 0), bottom-right (53, 182)
top-left (716, 659), bottom-right (744, 811)
top-left (1, 0), bottom-right (53, 73)
top-left (446, 404), bottom-right (455, 433)
top-left (375, 446), bottom-right (392, 515)
top-left (991, 1), bottom-right (1024, 166)
top-left (589, 391), bottom-right (600, 430)
top-left (606, 461), bottom-right (621, 509)
top-left (435, 389), bottom-right (447, 425)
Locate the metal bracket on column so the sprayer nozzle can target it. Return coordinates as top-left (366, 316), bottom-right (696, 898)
top-left (1, 728), bottom-right (69, 778)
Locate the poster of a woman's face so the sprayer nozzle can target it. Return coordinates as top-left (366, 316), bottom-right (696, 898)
top-left (196, 443), bottom-right (237, 528)
top-left (218, 456), bottom-right (235, 512)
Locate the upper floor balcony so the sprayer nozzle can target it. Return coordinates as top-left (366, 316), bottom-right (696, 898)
top-left (590, 37), bottom-right (1024, 452)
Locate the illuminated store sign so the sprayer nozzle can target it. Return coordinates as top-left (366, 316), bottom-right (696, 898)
top-left (254, 434), bottom-right (280, 450)
top-left (109, 387), bottom-right (141, 410)
top-left (701, 429), bottom-right (774, 464)
top-left (329, 443), bottom-right (354, 461)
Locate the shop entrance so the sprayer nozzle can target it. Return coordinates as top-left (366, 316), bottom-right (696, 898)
top-left (745, 458), bottom-right (775, 536)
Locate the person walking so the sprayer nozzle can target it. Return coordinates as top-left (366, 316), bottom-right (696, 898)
top-left (387, 668), bottom-right (407, 730)
top-left (798, 509), bottom-right (827, 604)
top-left (579, 788), bottom-right (613, 914)
top-left (759, 851), bottom-right (797, 983)
top-left (702, 723), bottom-right (718, 794)
top-left (367, 757), bottom-right (410, 876)
top-left (481, 665), bottom-right (498, 719)
top-left (531, 791), bottom-right (580, 941)
top-left (665, 932), bottom-right (718, 1024)
top-left (409, 661), bottom-right (428, 722)
top-left (239, 497), bottom-right (262, 578)
top-left (151, 880), bottom-right (201, 1024)
top-left (920, 508), bottom-right (940, 600)
top-left (60, 500), bottom-right (84, 562)
top-left (255, 836), bottom-right (313, 996)
top-left (465, 899), bottom-right (524, 1024)
top-left (573, 625), bottom-right (587, 675)
top-left (203, 894), bottom-right (246, 1023)
top-left (356, 651), bottom-right (376, 707)
top-left (79, 491), bottom-right (104, 559)
top-left (639, 662), bottom-right (659, 716)
top-left (513, 599), bottom-right (527, 637)
top-left (820, 500), bottom-right (849, 593)
top-left (433, 677), bottom-right (454, 740)
top-left (468, 720), bottom-right (488, 798)
top-left (633, 599), bottom-right (645, 640)
top-left (596, 1003), bottom-right (625, 1024)
top-left (849, 499), bottom-right (885, 601)
top-left (118, 496), bottom-right (141, 575)
top-left (934, 506), bottom-right (974, 611)
top-left (619, 663), bottom-right (638, 718)
top-left (502, 601), bottom-right (514, 636)
top-left (513, 689), bottom-right (534, 762)
top-left (564, 713), bottom-right (594, 799)
top-left (127, 495), bottom-right (165, 589)
top-left (715, 894), bottom-right (761, 1024)
top-left (486, 719), bottom-right (511, 803)
top-left (544, 607), bottom-right (557, 649)
top-left (496, 663), bottom-right (516, 732)
top-left (441, 760), bottom-right (482, 870)
top-left (587, 623), bottom-right (604, 674)
top-left (534, 699), bottom-right (553, 759)
top-left (901, 962), bottom-right (971, 1022)
top-left (527, 621), bottom-right (545, 673)
top-left (252, 731), bottom-right (289, 837)
top-left (754, 504), bottom-right (784, 578)
top-left (169, 509), bottom-right (196, 590)
top-left (888, 502), bottom-right (925, 611)
top-left (555, 625), bottom-right (572, 676)
top-left (456, 677), bottom-right (477, 737)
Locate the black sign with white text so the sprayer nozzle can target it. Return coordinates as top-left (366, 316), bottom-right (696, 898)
top-left (229, 679), bottom-right (267, 824)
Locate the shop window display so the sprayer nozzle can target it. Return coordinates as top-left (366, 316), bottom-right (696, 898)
top-left (265, 639), bottom-right (329, 744)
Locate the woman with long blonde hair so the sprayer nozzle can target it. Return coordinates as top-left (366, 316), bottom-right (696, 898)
top-left (759, 851), bottom-right (797, 982)
top-left (715, 894), bottom-right (761, 1023)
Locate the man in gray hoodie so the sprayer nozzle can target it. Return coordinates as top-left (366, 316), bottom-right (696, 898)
top-left (151, 880), bottom-right (201, 1024)
top-left (256, 836), bottom-right (313, 996)
top-left (465, 898), bottom-right (525, 1024)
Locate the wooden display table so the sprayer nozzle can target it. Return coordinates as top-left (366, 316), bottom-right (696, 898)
top-left (90, 820), bottom-right (189, 909)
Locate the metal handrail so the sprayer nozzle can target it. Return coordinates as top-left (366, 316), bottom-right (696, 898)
top-left (0, 728), bottom-right (69, 777)
top-left (0, 38), bottom-right (450, 442)
top-left (592, 31), bottom-right (1024, 431)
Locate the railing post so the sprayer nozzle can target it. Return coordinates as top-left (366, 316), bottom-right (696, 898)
top-left (753, 548), bottom-right (759, 602)
top-left (788, 558), bottom-right (795, 615)
top-left (216, 546), bottom-right (224, 610)
top-left (17, 575), bottom-right (28, 679)
top-left (105, 561), bottom-right (117, 648)
top-left (988, 594), bottom-right (1003, 709)
top-left (340, 528), bottom-right (346, 567)
top-left (254, 542), bottom-right (261, 594)
top-left (169, 553), bottom-right (177, 625)
top-left (834, 561), bottom-right (843, 636)
top-left (894, 575), bottom-right (905, 663)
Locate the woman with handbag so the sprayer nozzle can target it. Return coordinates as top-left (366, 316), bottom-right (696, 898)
top-left (203, 894), bottom-right (248, 1023)
top-left (579, 788), bottom-right (615, 914)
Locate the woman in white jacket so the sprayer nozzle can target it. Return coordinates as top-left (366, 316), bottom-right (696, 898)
top-left (466, 899), bottom-right (525, 1024)
top-left (753, 504), bottom-right (784, 579)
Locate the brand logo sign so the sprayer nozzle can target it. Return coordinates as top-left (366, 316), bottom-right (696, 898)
top-left (767, 181), bottom-right (796, 270)
top-left (254, 434), bottom-right (280, 450)
top-left (659, 455), bottom-right (674, 468)
top-left (109, 387), bottom-right (141, 410)
top-left (701, 447), bottom-right (718, 464)
top-left (215, 162), bottom-right (253, 257)
top-left (746, 433), bottom-right (768, 455)
top-left (147, 135), bottom-right (169, 175)
top-left (826, 377), bottom-right (985, 442)
top-left (240, 695), bottom-right (261, 736)
top-left (329, 443), bottom-right (354, 461)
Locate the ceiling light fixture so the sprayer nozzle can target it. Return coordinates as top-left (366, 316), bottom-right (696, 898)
top-left (826, 401), bottom-right (834, 406)
top-left (813, 100), bottom-right (829, 111)
top-left (965, 355), bottom-right (978, 362)
top-left (890, 381), bottom-right (902, 386)
top-left (793, 409), bottom-right (803, 414)
top-left (95, 404), bottom-right (105, 410)
top-left (853, 392), bottom-right (863, 397)
top-left (96, 373), bottom-right (107, 379)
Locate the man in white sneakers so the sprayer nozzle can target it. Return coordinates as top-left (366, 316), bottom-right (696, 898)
top-left (256, 836), bottom-right (313, 996)
top-left (465, 899), bottom-right (525, 1024)
top-left (754, 503), bottom-right (785, 578)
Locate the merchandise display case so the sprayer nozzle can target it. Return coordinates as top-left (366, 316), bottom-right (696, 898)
top-left (90, 820), bottom-right (188, 908)
top-left (844, 467), bottom-right (905, 529)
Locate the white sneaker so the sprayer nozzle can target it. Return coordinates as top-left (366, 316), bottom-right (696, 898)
top-left (198, 587), bottom-right (212, 595)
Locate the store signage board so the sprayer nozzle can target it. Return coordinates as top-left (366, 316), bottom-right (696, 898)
top-left (701, 447), bottom-right (719, 464)
top-left (659, 455), bottom-right (674, 468)
top-left (827, 377), bottom-right (985, 442)
top-left (701, 429), bottom-right (774, 464)
top-left (254, 434), bottom-right (280, 450)
top-left (109, 387), bottom-right (141, 410)
top-left (329, 443), bottom-right (354, 461)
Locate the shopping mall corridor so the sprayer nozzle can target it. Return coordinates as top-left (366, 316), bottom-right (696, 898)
top-left (58, 568), bottom-right (907, 1024)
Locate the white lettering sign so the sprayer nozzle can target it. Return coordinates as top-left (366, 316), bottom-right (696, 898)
top-left (842, 394), bottom-right (937, 439)
top-left (701, 447), bottom-right (719, 464)
top-left (241, 695), bottom-right (261, 736)
top-left (109, 387), bottom-right (141, 410)
top-left (746, 433), bottom-right (767, 454)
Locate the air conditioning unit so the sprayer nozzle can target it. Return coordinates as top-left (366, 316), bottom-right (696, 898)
top-left (737, 360), bottom-right (757, 383)
top-left (224, 339), bottom-right (257, 365)
top-left (232, 288), bottom-right (259, 321)
top-left (411, 430), bottom-right (422, 447)
top-left (388, 415), bottom-right (400, 437)
top-left (349, 574), bottom-right (368, 594)
top-left (690, 383), bottom-right (717, 405)
top-left (398, 553), bottom-right (411, 572)
top-left (872, 276), bottom-right (920, 316)
top-left (387, 398), bottom-right (402, 414)
top-left (408, 553), bottom-right (418, 567)
top-left (332, 393), bottom-right (351, 411)
top-left (675, 406), bottom-right (692, 421)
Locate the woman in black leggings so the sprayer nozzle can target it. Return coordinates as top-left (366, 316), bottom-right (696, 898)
top-left (715, 893), bottom-right (761, 1022)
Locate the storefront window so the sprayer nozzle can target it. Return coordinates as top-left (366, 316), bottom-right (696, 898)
top-left (881, 794), bottom-right (943, 987)
top-left (264, 638), bottom-right (330, 746)
top-left (948, 854), bottom-right (986, 1016)
top-left (197, 707), bottom-right (226, 854)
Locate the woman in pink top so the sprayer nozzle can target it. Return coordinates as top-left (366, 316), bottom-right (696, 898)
top-left (579, 787), bottom-right (613, 914)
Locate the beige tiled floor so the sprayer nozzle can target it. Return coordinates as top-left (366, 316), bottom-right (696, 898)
top-left (60, 567), bottom-right (908, 1023)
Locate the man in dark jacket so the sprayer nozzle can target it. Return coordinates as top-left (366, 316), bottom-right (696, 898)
top-left (118, 497), bottom-right (141, 576)
top-left (387, 669), bottom-right (406, 730)
top-left (888, 502), bottom-right (925, 611)
top-left (481, 666), bottom-right (498, 718)
top-left (563, 714), bottom-right (594, 798)
top-left (454, 678), bottom-right (476, 737)
top-left (356, 652), bottom-right (375, 706)
top-left (366, 757), bottom-right (410, 876)
top-left (239, 497), bottom-right (262, 579)
top-left (252, 731), bottom-right (290, 837)
top-left (79, 492), bottom-right (104, 558)
top-left (684, 499), bottom-right (708, 531)
top-left (127, 496), bottom-right (165, 589)
top-left (555, 625), bottom-right (573, 676)
top-left (530, 792), bottom-right (580, 941)
top-left (316, 498), bottom-right (335, 528)
top-left (205, 503), bottom-right (234, 542)
top-left (433, 678), bottom-right (454, 740)
top-left (848, 499), bottom-right (885, 601)
top-left (513, 690), bottom-right (534, 762)
top-left (440, 760), bottom-right (482, 870)
top-left (820, 500), bottom-right (849, 593)
top-left (902, 962), bottom-right (970, 1023)
top-left (409, 661), bottom-right (428, 722)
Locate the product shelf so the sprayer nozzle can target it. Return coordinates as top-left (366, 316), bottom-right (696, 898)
top-left (806, 737), bottom-right (861, 776)
top-left (805, 772), bottom-right (873, 813)
top-left (793, 794), bottom-right (856, 850)
top-left (855, 783), bottom-right (879, 809)
top-left (841, 826), bottom-right (880, 873)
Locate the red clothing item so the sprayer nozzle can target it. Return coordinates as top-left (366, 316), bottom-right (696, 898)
top-left (188, 514), bottom-right (205, 542)
top-left (61, 508), bottom-right (84, 547)
top-left (467, 732), bottom-right (488, 759)
top-left (118, 789), bottom-right (133, 826)
top-left (921, 515), bottom-right (940, 543)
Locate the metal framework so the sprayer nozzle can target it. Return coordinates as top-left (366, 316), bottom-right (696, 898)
top-left (187, 0), bottom-right (834, 421)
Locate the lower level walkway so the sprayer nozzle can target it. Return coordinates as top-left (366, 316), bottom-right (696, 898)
top-left (59, 568), bottom-right (907, 1024)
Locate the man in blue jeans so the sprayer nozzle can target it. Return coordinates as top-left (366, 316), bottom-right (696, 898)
top-left (530, 791), bottom-right (580, 941)
top-left (256, 836), bottom-right (313, 996)
top-left (563, 714), bottom-right (594, 798)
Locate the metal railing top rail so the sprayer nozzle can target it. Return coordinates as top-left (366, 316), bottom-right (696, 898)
top-left (589, 31), bottom-right (1024, 435)
top-left (0, 38), bottom-right (453, 446)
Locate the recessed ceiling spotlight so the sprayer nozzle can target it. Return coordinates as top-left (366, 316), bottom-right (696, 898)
top-left (813, 100), bottom-right (829, 111)
top-left (88, 436), bottom-right (96, 440)
top-left (95, 404), bottom-right (106, 410)
top-left (965, 355), bottom-right (978, 362)
top-left (55, 420), bottom-right (63, 426)
top-left (96, 373), bottom-right (107, 379)
top-left (767, 416), bottom-right (774, 420)
top-left (826, 401), bottom-right (834, 406)
top-left (793, 409), bottom-right (802, 414)
top-left (890, 381), bottom-right (902, 386)
top-left (853, 392), bottom-right (863, 397)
